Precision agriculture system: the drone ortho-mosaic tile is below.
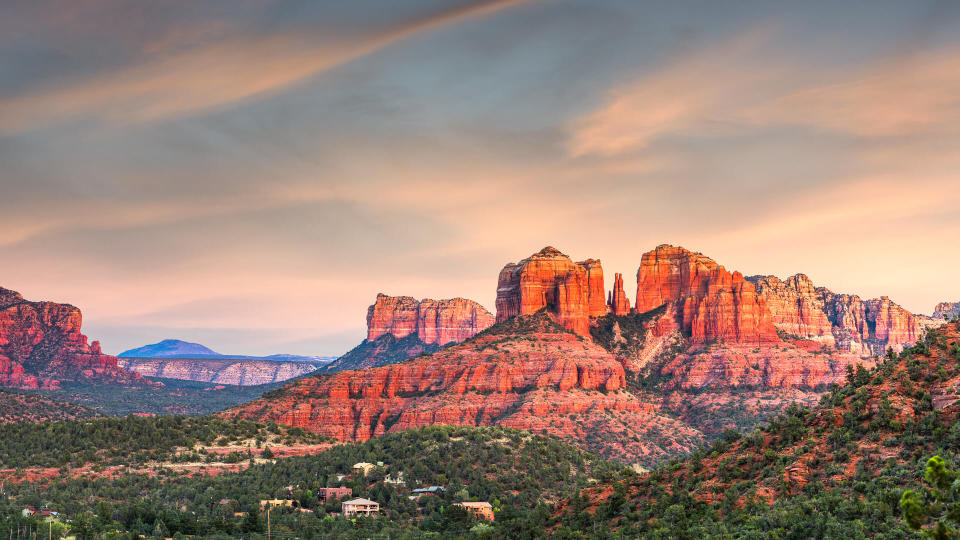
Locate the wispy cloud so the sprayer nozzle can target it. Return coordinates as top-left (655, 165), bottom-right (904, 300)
top-left (568, 30), bottom-right (960, 157)
top-left (0, 0), bottom-right (528, 134)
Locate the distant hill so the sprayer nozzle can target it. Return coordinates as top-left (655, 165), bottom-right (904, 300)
top-left (119, 339), bottom-right (334, 365)
top-left (116, 357), bottom-right (321, 386)
top-left (119, 339), bottom-right (220, 358)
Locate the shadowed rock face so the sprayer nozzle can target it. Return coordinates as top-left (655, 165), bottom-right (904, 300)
top-left (116, 357), bottom-right (319, 386)
top-left (934, 302), bottom-right (960, 321)
top-left (224, 312), bottom-right (706, 465)
top-left (495, 247), bottom-right (607, 337)
top-left (0, 287), bottom-right (143, 390)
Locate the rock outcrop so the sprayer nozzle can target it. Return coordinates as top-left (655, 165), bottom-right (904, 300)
top-left (327, 294), bottom-right (494, 373)
top-left (608, 273), bottom-right (631, 316)
top-left (934, 302), bottom-right (960, 321)
top-left (633, 245), bottom-right (780, 345)
top-left (224, 312), bottom-right (706, 465)
top-left (116, 357), bottom-right (319, 386)
top-left (495, 247), bottom-right (606, 336)
top-left (367, 294), bottom-right (494, 346)
top-left (749, 275), bottom-right (935, 355)
top-left (0, 287), bottom-right (143, 390)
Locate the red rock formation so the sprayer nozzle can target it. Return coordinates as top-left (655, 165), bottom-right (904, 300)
top-left (223, 313), bottom-right (706, 464)
top-left (633, 245), bottom-right (780, 345)
top-left (495, 247), bottom-right (606, 336)
top-left (608, 273), bottom-right (631, 316)
top-left (750, 275), bottom-right (936, 354)
top-left (934, 302), bottom-right (960, 321)
top-left (0, 287), bottom-right (143, 390)
top-left (366, 294), bottom-right (494, 346)
top-left (749, 275), bottom-right (836, 347)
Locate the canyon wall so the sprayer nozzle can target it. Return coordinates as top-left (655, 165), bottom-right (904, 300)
top-left (749, 275), bottom-right (937, 354)
top-left (633, 245), bottom-right (780, 345)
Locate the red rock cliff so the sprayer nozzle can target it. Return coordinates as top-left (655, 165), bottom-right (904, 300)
top-left (223, 313), bottom-right (706, 465)
top-left (750, 275), bottom-right (936, 354)
top-left (634, 246), bottom-right (780, 345)
top-left (366, 294), bottom-right (494, 346)
top-left (0, 287), bottom-right (142, 390)
top-left (495, 247), bottom-right (606, 336)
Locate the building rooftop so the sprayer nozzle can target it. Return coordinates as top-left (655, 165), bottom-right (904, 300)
top-left (342, 498), bottom-right (378, 506)
top-left (458, 502), bottom-right (493, 508)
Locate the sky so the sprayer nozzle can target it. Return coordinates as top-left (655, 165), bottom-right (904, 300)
top-left (2, 0), bottom-right (960, 357)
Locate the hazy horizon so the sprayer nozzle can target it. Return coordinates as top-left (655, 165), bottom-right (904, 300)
top-left (3, 0), bottom-right (960, 356)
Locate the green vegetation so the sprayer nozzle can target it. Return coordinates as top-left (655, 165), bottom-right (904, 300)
top-left (546, 323), bottom-right (960, 538)
top-left (0, 389), bottom-right (98, 424)
top-left (35, 377), bottom-right (291, 416)
top-left (1, 425), bottom-right (630, 539)
top-left (0, 415), bottom-right (327, 469)
top-left (901, 455), bottom-right (960, 538)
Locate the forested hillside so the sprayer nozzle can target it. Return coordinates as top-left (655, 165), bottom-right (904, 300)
top-left (550, 319), bottom-right (960, 538)
top-left (1, 425), bottom-right (630, 539)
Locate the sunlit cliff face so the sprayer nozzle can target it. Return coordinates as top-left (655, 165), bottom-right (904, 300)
top-left (2, 0), bottom-right (959, 355)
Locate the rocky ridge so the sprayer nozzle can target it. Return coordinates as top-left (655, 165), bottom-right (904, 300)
top-left (116, 357), bottom-right (319, 386)
top-left (224, 312), bottom-right (706, 465)
top-left (749, 273), bottom-right (940, 355)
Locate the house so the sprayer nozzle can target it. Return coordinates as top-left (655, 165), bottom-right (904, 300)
top-left (22, 507), bottom-right (37, 517)
top-left (384, 471), bottom-right (405, 486)
top-left (342, 498), bottom-right (380, 517)
top-left (411, 486), bottom-right (446, 497)
top-left (317, 487), bottom-right (352, 503)
top-left (456, 502), bottom-right (495, 521)
top-left (259, 499), bottom-right (295, 510)
top-left (352, 462), bottom-right (376, 476)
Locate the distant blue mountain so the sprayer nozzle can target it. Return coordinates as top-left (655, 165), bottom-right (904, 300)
top-left (119, 339), bottom-right (335, 364)
top-left (119, 339), bottom-right (220, 358)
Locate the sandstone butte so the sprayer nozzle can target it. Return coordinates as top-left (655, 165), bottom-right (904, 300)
top-left (0, 287), bottom-right (144, 390)
top-left (366, 293), bottom-right (495, 345)
top-left (223, 313), bottom-right (706, 465)
top-left (227, 244), bottom-right (942, 462)
top-left (495, 246), bottom-right (607, 337)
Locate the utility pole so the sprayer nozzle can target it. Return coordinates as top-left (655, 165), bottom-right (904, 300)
top-left (267, 507), bottom-right (271, 540)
